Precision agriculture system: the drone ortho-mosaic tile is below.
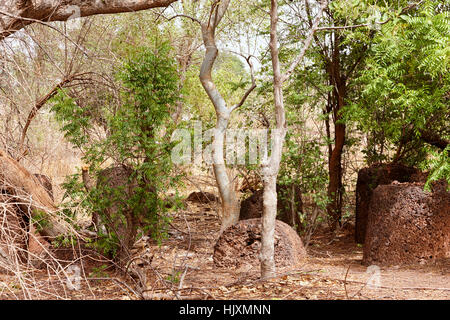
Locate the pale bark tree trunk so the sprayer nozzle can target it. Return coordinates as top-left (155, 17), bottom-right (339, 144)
top-left (196, 0), bottom-right (256, 232)
top-left (262, 0), bottom-right (327, 278)
top-left (261, 0), bottom-right (286, 277)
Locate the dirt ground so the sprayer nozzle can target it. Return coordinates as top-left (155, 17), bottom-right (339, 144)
top-left (0, 198), bottom-right (448, 300)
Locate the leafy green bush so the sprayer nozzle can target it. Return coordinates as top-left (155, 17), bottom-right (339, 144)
top-left (346, 2), bottom-right (449, 180)
top-left (53, 42), bottom-right (183, 260)
top-left (278, 130), bottom-right (330, 241)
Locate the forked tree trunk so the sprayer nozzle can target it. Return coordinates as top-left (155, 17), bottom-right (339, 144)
top-left (198, 0), bottom-right (255, 232)
top-left (199, 2), bottom-right (239, 232)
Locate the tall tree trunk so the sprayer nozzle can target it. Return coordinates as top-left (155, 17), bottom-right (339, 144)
top-left (261, 0), bottom-right (286, 278)
top-left (263, 0), bottom-right (327, 279)
top-left (327, 120), bottom-right (345, 229)
top-left (199, 5), bottom-right (239, 232)
top-left (326, 35), bottom-right (346, 231)
top-left (197, 0), bottom-right (254, 232)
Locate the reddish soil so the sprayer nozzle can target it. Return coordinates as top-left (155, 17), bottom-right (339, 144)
top-left (0, 199), bottom-right (448, 300)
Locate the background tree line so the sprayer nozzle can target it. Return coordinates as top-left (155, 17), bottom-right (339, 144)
top-left (0, 0), bottom-right (448, 278)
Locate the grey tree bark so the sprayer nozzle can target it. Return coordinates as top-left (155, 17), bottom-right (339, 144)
top-left (195, 0), bottom-right (256, 232)
top-left (261, 0), bottom-right (326, 278)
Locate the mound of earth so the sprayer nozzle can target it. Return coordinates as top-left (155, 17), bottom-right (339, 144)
top-left (363, 180), bottom-right (450, 266)
top-left (186, 191), bottom-right (218, 204)
top-left (355, 163), bottom-right (428, 243)
top-left (213, 218), bottom-right (306, 270)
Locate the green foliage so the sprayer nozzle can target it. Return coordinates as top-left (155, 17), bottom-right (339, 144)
top-left (54, 42), bottom-right (182, 258)
top-left (423, 145), bottom-right (450, 191)
top-left (89, 265), bottom-right (110, 278)
top-left (30, 209), bottom-right (51, 232)
top-left (166, 270), bottom-right (182, 285)
top-left (51, 235), bottom-right (77, 248)
top-left (346, 0), bottom-right (449, 181)
top-left (51, 94), bottom-right (92, 148)
top-left (278, 129), bottom-right (330, 232)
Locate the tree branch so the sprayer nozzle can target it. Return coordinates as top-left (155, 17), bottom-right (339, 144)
top-left (166, 13), bottom-right (201, 25)
top-left (281, 0), bottom-right (328, 84)
top-left (0, 0), bottom-right (177, 41)
top-left (231, 55), bottom-right (257, 111)
top-left (315, 0), bottom-right (425, 32)
top-left (420, 129), bottom-right (449, 151)
top-left (17, 72), bottom-right (96, 160)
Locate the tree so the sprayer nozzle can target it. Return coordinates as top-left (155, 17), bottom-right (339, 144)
top-left (262, 0), bottom-right (327, 278)
top-left (346, 0), bottom-right (449, 187)
top-left (288, 0), bottom-right (429, 229)
top-left (0, 0), bottom-right (179, 239)
top-left (168, 0), bottom-right (257, 232)
top-left (53, 42), bottom-right (181, 263)
top-left (303, 0), bottom-right (379, 230)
